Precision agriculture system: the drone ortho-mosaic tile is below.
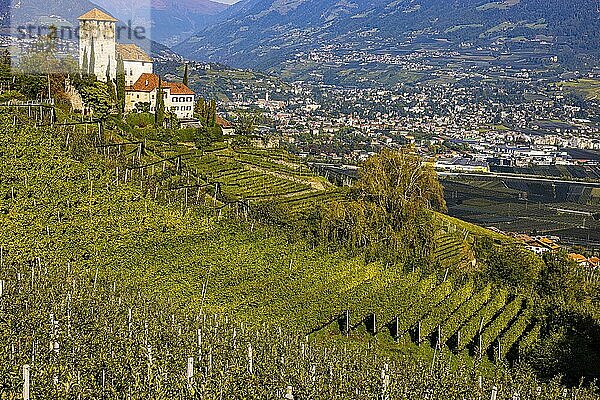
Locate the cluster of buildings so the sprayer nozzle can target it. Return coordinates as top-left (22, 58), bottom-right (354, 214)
top-left (568, 253), bottom-right (600, 269)
top-left (493, 232), bottom-right (599, 269)
top-left (76, 9), bottom-right (195, 120)
top-left (514, 234), bottom-right (562, 255)
top-left (218, 71), bottom-right (599, 167)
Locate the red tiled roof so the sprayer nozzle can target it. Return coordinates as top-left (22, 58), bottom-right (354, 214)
top-left (216, 115), bottom-right (233, 128)
top-left (78, 8), bottom-right (118, 22)
top-left (130, 73), bottom-right (159, 92)
top-left (116, 44), bottom-right (152, 63)
top-left (164, 82), bottom-right (194, 95)
top-left (129, 73), bottom-right (194, 95)
top-left (568, 253), bottom-right (588, 263)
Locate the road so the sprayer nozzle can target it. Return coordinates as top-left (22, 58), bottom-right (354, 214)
top-left (438, 171), bottom-right (600, 187)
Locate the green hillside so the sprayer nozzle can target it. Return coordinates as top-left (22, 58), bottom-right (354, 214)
top-left (1, 109), bottom-right (600, 397)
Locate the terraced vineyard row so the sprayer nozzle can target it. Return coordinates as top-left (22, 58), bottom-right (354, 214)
top-left (149, 148), bottom-right (325, 203)
top-left (1, 260), bottom-right (585, 399)
top-left (432, 232), bottom-right (473, 269)
top-left (336, 274), bottom-right (537, 362)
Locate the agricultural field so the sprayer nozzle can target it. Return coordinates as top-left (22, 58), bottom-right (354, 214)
top-left (558, 79), bottom-right (600, 100)
top-left (442, 178), bottom-right (600, 249)
top-left (1, 110), bottom-right (599, 397)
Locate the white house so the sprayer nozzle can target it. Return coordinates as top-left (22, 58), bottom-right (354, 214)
top-left (125, 73), bottom-right (195, 120)
top-left (116, 44), bottom-right (153, 86)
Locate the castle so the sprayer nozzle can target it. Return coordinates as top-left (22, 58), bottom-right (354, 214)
top-left (78, 8), bottom-right (153, 84)
top-left (77, 9), bottom-right (195, 120)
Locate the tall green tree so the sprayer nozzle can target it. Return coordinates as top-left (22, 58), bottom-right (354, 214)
top-left (116, 55), bottom-right (126, 115)
top-left (194, 97), bottom-right (217, 127)
top-left (183, 63), bottom-right (189, 86)
top-left (88, 38), bottom-right (96, 77)
top-left (194, 97), bottom-right (205, 120)
top-left (155, 77), bottom-right (165, 127)
top-left (235, 111), bottom-right (258, 135)
top-left (81, 48), bottom-right (89, 76)
top-left (105, 59), bottom-right (116, 107)
top-left (355, 147), bottom-right (447, 219)
top-left (209, 99), bottom-right (216, 127)
top-left (78, 81), bottom-right (112, 120)
top-left (317, 148), bottom-right (446, 267)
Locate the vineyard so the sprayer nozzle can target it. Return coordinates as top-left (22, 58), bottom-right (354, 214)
top-left (0, 109), bottom-right (598, 398)
top-left (146, 141), bottom-right (332, 204)
top-left (324, 274), bottom-right (538, 364)
top-left (2, 262), bottom-right (595, 399)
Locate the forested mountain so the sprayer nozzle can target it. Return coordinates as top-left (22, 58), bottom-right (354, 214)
top-left (175, 0), bottom-right (600, 71)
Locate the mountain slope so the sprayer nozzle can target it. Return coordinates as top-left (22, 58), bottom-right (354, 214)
top-left (2, 0), bottom-right (229, 48)
top-left (175, 0), bottom-right (600, 72)
top-left (93, 0), bottom-right (229, 45)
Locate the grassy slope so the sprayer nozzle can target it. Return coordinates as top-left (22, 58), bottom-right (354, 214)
top-left (558, 79), bottom-right (600, 100)
top-left (1, 112), bottom-right (524, 368)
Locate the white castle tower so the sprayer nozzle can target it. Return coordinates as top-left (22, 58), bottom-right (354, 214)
top-left (78, 9), bottom-right (118, 82)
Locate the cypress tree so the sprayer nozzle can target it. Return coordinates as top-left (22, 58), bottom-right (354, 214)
top-left (88, 38), bottom-right (96, 77)
top-left (209, 99), bottom-right (217, 127)
top-left (155, 77), bottom-right (165, 127)
top-left (116, 55), bottom-right (126, 115)
top-left (183, 63), bottom-right (189, 86)
top-left (105, 59), bottom-right (115, 97)
top-left (195, 97), bottom-right (205, 123)
top-left (81, 47), bottom-right (89, 76)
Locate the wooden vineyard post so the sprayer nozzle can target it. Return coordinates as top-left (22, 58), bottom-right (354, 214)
top-left (496, 339), bottom-right (501, 362)
top-left (284, 385), bottom-right (295, 400)
top-left (478, 316), bottom-right (484, 358)
top-left (186, 357), bottom-right (194, 388)
top-left (0, 279), bottom-right (4, 297)
top-left (436, 325), bottom-right (442, 350)
top-left (248, 344), bottom-right (253, 374)
top-left (97, 121), bottom-right (103, 143)
top-left (490, 386), bottom-right (498, 400)
top-left (393, 316), bottom-right (399, 341)
top-left (342, 310), bottom-right (349, 336)
top-left (23, 364), bottom-right (31, 400)
top-left (370, 313), bottom-right (377, 335)
top-left (456, 329), bottom-right (461, 350)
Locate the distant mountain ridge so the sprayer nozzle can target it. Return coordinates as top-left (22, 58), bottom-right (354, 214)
top-left (174, 0), bottom-right (600, 72)
top-left (1, 0), bottom-right (229, 48)
top-left (96, 0), bottom-right (230, 46)
top-left (150, 0), bottom-right (228, 46)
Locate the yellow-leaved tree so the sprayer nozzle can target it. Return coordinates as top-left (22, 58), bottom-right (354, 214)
top-left (319, 147), bottom-right (446, 268)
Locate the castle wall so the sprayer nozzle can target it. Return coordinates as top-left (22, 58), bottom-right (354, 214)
top-left (123, 60), bottom-right (153, 86)
top-left (79, 20), bottom-right (116, 82)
